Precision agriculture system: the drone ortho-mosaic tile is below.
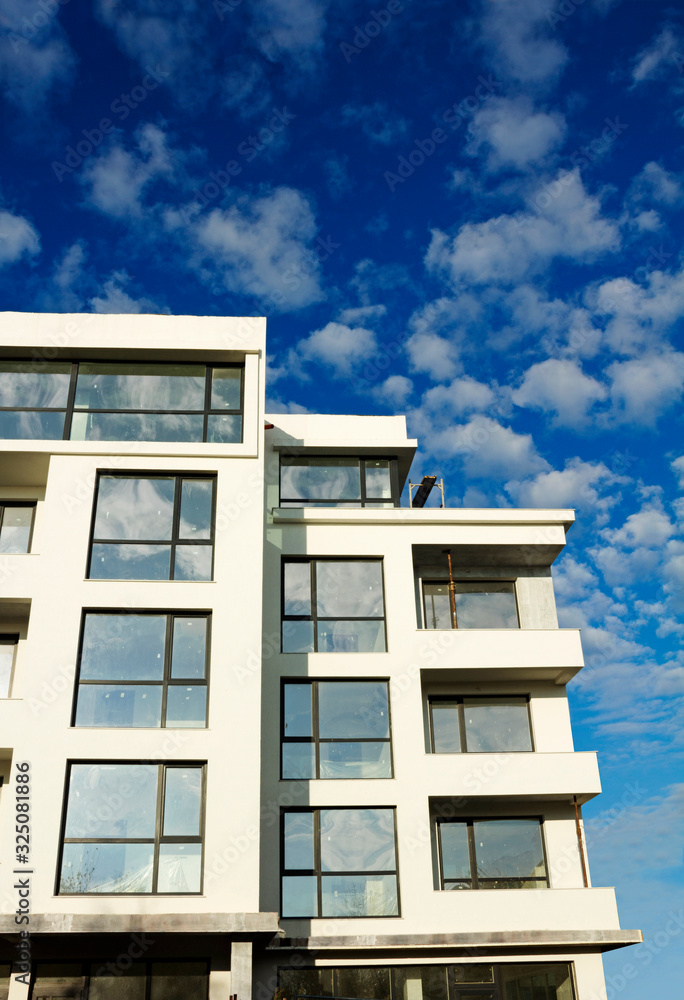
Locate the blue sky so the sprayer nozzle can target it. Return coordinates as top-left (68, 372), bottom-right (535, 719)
top-left (1, 0), bottom-right (683, 993)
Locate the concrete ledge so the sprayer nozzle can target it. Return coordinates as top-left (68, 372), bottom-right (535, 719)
top-left (0, 912), bottom-right (281, 936)
top-left (268, 929), bottom-right (643, 954)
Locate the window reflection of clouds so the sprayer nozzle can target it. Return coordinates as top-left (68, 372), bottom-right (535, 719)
top-left (81, 614), bottom-right (166, 682)
top-left (282, 459), bottom-right (361, 501)
top-left (284, 562), bottom-right (312, 615)
top-left (95, 478), bottom-right (175, 540)
top-left (320, 809), bottom-right (395, 872)
top-left (75, 365), bottom-right (205, 411)
top-left (316, 562), bottom-right (384, 618)
top-left (65, 764), bottom-right (158, 839)
top-left (0, 365), bottom-right (71, 407)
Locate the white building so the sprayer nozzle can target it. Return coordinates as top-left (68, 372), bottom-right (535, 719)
top-left (0, 313), bottom-right (640, 1000)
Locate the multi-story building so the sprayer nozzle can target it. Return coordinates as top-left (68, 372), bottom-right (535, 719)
top-left (0, 313), bottom-right (640, 1000)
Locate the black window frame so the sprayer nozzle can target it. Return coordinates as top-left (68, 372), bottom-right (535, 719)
top-left (87, 472), bottom-right (217, 581)
top-left (281, 678), bottom-right (393, 779)
top-left (279, 455), bottom-right (400, 508)
top-left (0, 500), bottom-right (36, 553)
top-left (421, 579), bottom-right (520, 629)
top-left (280, 806), bottom-right (400, 918)
top-left (29, 959), bottom-right (210, 999)
top-left (428, 696), bottom-right (534, 754)
top-left (436, 816), bottom-right (549, 890)
top-left (281, 557), bottom-right (387, 653)
top-left (57, 760), bottom-right (206, 896)
top-left (71, 610), bottom-right (211, 729)
top-left (0, 359), bottom-right (244, 443)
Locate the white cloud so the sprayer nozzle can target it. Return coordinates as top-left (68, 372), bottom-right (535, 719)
top-left (39, 242), bottom-right (87, 310)
top-left (0, 209), bottom-right (40, 266)
top-left (340, 102), bottom-right (408, 145)
top-left (421, 377), bottom-right (497, 417)
top-left (82, 124), bottom-right (173, 218)
top-left (672, 456), bottom-right (684, 489)
top-left (512, 358), bottom-right (607, 427)
top-left (298, 322), bottom-right (378, 376)
top-left (0, 0), bottom-right (76, 110)
top-left (90, 271), bottom-right (165, 313)
top-left (479, 0), bottom-right (568, 84)
top-left (426, 169), bottom-right (619, 286)
top-left (467, 97), bottom-right (566, 171)
top-left (607, 352), bottom-right (684, 425)
top-left (426, 417), bottom-right (547, 480)
top-left (631, 26), bottom-right (681, 84)
top-left (588, 266), bottom-right (684, 356)
top-left (250, 0), bottom-right (328, 61)
top-left (629, 161), bottom-right (684, 207)
top-left (506, 458), bottom-right (622, 512)
top-left (552, 556), bottom-right (600, 604)
top-left (372, 375), bottom-right (413, 407)
top-left (587, 785), bottom-right (684, 880)
top-left (338, 304), bottom-right (387, 325)
top-left (633, 209), bottom-right (662, 232)
top-left (602, 505), bottom-right (677, 549)
top-left (405, 331), bottom-right (461, 382)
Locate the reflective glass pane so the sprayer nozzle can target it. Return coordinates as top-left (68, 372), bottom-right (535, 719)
top-left (81, 614), bottom-right (166, 681)
top-left (0, 505), bottom-right (33, 553)
top-left (319, 742), bottom-right (392, 779)
top-left (283, 684), bottom-right (313, 737)
top-left (0, 645), bottom-right (15, 698)
top-left (171, 617), bottom-right (207, 678)
top-left (318, 681), bottom-right (389, 738)
top-left (336, 968), bottom-right (391, 1000)
top-left (364, 461), bottom-right (392, 499)
top-left (179, 480), bottom-right (213, 539)
top-left (70, 411), bottom-right (204, 442)
top-left (321, 874), bottom-right (398, 916)
top-left (282, 875), bottom-right (318, 917)
top-left (316, 619), bottom-right (386, 653)
top-left (463, 699), bottom-right (532, 752)
top-left (74, 685), bottom-right (162, 727)
top-left (473, 820), bottom-right (546, 880)
top-left (282, 743), bottom-right (316, 779)
top-left (90, 543), bottom-right (171, 580)
top-left (207, 413), bottom-right (242, 442)
top-left (65, 764), bottom-right (158, 838)
top-left (94, 477), bottom-right (175, 540)
top-left (149, 962), bottom-right (208, 1000)
top-left (279, 968), bottom-right (332, 1000)
top-left (32, 963), bottom-right (84, 985)
top-left (0, 409), bottom-right (65, 439)
top-left (316, 561), bottom-right (384, 617)
top-left (282, 620), bottom-right (314, 653)
top-left (280, 457), bottom-right (361, 501)
top-left (211, 367), bottom-right (242, 409)
top-left (423, 583), bottom-right (453, 630)
top-left (74, 364), bottom-right (205, 410)
top-left (284, 812), bottom-right (315, 869)
top-left (163, 768), bottom-right (202, 836)
top-left (89, 965), bottom-right (146, 1000)
top-left (320, 809), bottom-right (395, 871)
top-left (173, 544), bottom-right (213, 581)
top-left (166, 686), bottom-right (207, 727)
top-left (431, 702), bottom-right (462, 753)
top-left (440, 823), bottom-right (471, 880)
top-left (60, 842), bottom-right (154, 893)
top-left (393, 967), bottom-right (449, 1000)
top-left (0, 362), bottom-right (71, 407)
top-left (455, 583), bottom-right (519, 629)
top-left (500, 964), bottom-right (573, 1000)
top-left (157, 843), bottom-right (202, 892)
top-left (284, 561), bottom-right (311, 615)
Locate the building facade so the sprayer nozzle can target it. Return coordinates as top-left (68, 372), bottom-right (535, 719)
top-left (0, 313), bottom-right (640, 1000)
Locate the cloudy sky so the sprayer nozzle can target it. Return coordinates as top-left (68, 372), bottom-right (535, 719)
top-left (1, 0), bottom-right (683, 992)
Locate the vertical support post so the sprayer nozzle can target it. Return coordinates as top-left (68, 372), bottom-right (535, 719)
top-left (445, 549), bottom-right (458, 630)
top-left (230, 940), bottom-right (253, 1000)
top-left (574, 795), bottom-right (589, 888)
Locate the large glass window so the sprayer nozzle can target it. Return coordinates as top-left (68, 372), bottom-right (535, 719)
top-left (59, 762), bottom-right (205, 894)
top-left (0, 361), bottom-right (242, 443)
top-left (437, 818), bottom-right (548, 890)
top-left (282, 559), bottom-right (386, 652)
top-left (74, 613), bottom-right (209, 728)
top-left (30, 961), bottom-right (209, 999)
top-left (281, 808), bottom-right (399, 917)
top-left (430, 697), bottom-right (533, 753)
top-left (0, 635), bottom-right (18, 698)
top-left (282, 681), bottom-right (392, 778)
top-left (0, 502), bottom-right (35, 553)
top-left (88, 475), bottom-right (215, 580)
top-left (422, 581), bottom-right (518, 629)
top-left (280, 457), bottom-right (397, 508)
top-left (279, 963), bottom-right (574, 1000)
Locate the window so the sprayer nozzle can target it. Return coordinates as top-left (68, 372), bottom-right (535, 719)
top-left (0, 502), bottom-right (35, 553)
top-left (30, 961), bottom-right (208, 999)
top-left (281, 808), bottom-right (399, 917)
top-left (422, 581), bottom-right (518, 629)
top-left (0, 635), bottom-right (18, 698)
top-left (59, 762), bottom-right (205, 894)
top-left (282, 559), bottom-right (386, 652)
top-left (0, 361), bottom-right (243, 443)
top-left (279, 457), bottom-right (398, 507)
top-left (88, 475), bottom-right (215, 580)
top-left (430, 697), bottom-right (532, 753)
top-left (279, 963), bottom-right (575, 1000)
top-left (73, 613), bottom-right (209, 728)
top-left (282, 681), bottom-right (392, 778)
top-left (437, 818), bottom-right (548, 890)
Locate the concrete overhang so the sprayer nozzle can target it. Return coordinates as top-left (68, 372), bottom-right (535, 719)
top-left (268, 929), bottom-right (643, 955)
top-left (0, 912), bottom-right (281, 938)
